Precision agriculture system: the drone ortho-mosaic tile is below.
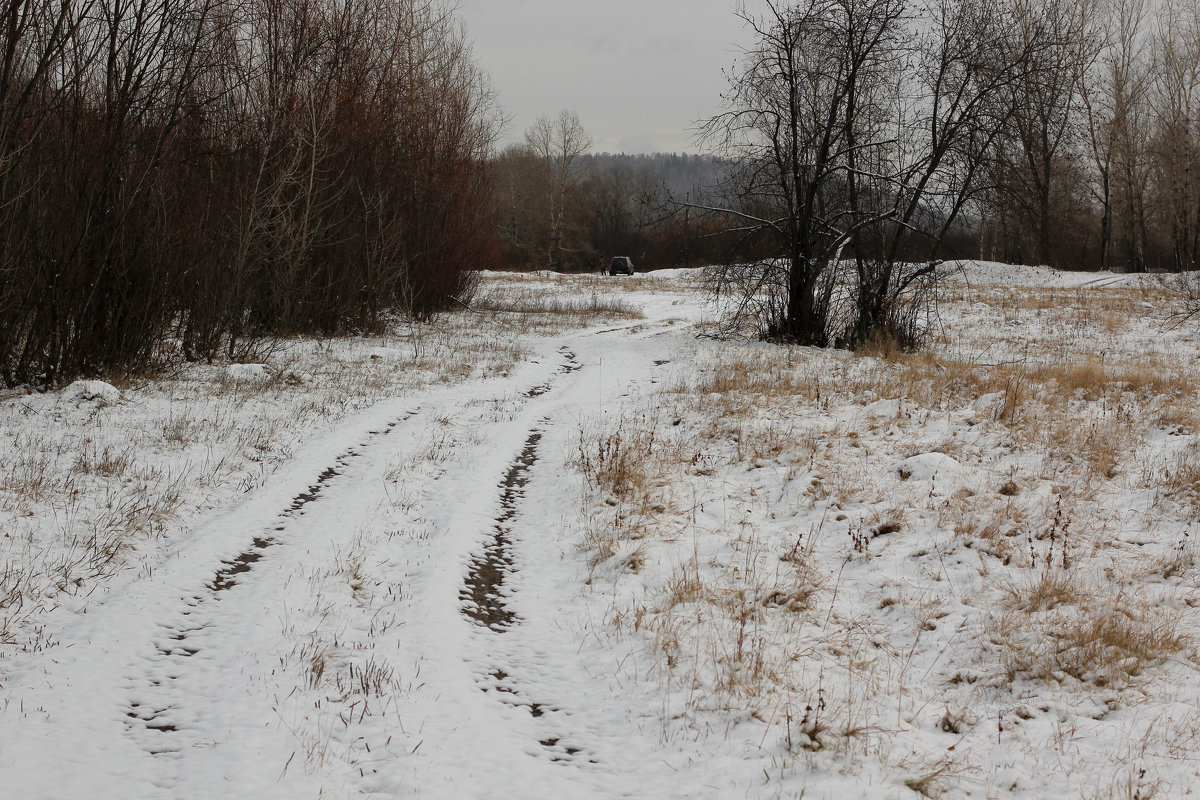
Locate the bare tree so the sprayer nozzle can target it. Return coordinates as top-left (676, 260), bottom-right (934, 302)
top-left (1150, 0), bottom-right (1200, 273)
top-left (493, 143), bottom-right (553, 265)
top-left (1081, 0), bottom-right (1154, 272)
top-left (525, 108), bottom-right (591, 269)
top-left (698, 0), bottom-right (1047, 348)
top-left (698, 0), bottom-right (906, 345)
top-left (988, 0), bottom-right (1102, 269)
top-left (578, 162), bottom-right (664, 266)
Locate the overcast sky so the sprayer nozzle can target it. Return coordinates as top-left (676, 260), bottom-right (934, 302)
top-left (456, 0), bottom-right (753, 155)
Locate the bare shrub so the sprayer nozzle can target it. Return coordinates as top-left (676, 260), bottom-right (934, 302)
top-left (577, 421), bottom-right (662, 503)
top-left (696, 0), bottom-right (1056, 349)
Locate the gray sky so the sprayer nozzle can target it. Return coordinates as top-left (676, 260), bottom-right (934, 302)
top-left (456, 0), bottom-right (752, 154)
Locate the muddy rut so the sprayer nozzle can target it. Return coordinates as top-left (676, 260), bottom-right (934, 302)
top-left (458, 347), bottom-right (597, 767)
top-left (123, 411), bottom-right (419, 758)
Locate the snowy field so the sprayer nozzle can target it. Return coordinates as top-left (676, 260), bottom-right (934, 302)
top-left (1, 264), bottom-right (1198, 798)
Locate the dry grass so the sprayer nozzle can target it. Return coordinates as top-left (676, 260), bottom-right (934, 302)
top-left (162, 407), bottom-right (205, 445)
top-left (1026, 357), bottom-right (1190, 401)
top-left (670, 347), bottom-right (825, 410)
top-left (940, 284), bottom-right (1168, 321)
top-left (571, 270), bottom-right (1200, 791)
top-left (903, 756), bottom-right (965, 799)
top-left (989, 577), bottom-right (1188, 688)
top-left (476, 267), bottom-right (706, 294)
top-left (470, 285), bottom-right (643, 321)
top-left (1045, 416), bottom-right (1132, 480)
top-left (1160, 441), bottom-right (1200, 509)
top-left (1, 447), bottom-right (68, 507)
top-left (577, 421), bottom-right (663, 502)
top-left (645, 559), bottom-right (819, 705)
top-left (73, 440), bottom-right (135, 477)
top-left (1003, 569), bottom-right (1083, 612)
top-left (574, 414), bottom-right (690, 576)
top-left (848, 352), bottom-right (1195, 417)
top-left (0, 457), bottom-right (189, 644)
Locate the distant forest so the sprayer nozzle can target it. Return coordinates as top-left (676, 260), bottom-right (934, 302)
top-left (491, 143), bottom-right (987, 273)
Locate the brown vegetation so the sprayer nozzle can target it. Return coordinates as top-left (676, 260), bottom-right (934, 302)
top-left (0, 0), bottom-right (501, 388)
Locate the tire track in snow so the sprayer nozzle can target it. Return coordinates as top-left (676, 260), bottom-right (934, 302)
top-left (122, 410), bottom-right (420, 761)
top-left (590, 317), bottom-right (682, 339)
top-left (458, 346), bottom-right (599, 769)
top-left (522, 345), bottom-right (581, 398)
top-left (460, 348), bottom-right (581, 632)
top-left (460, 429), bottom-right (541, 631)
top-left (127, 346), bottom-right (585, 782)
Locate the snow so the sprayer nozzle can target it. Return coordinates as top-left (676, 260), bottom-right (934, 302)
top-left (945, 259), bottom-right (1160, 289)
top-left (893, 452), bottom-right (961, 481)
top-left (862, 397), bottom-right (910, 419)
top-left (2, 261), bottom-right (1199, 798)
top-left (60, 379), bottom-right (121, 404)
top-left (223, 362), bottom-right (272, 381)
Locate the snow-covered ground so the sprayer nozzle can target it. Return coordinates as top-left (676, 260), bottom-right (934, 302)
top-left (1, 264), bottom-right (1198, 798)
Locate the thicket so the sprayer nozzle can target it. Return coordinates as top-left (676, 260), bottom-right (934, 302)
top-left (0, 0), bottom-right (500, 388)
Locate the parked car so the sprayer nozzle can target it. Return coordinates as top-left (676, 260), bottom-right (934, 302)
top-left (609, 256), bottom-right (635, 275)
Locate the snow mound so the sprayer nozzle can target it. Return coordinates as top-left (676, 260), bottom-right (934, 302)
top-left (944, 260), bottom-right (1155, 289)
top-left (61, 380), bottom-right (120, 404)
top-left (224, 363), bottom-right (272, 381)
top-left (862, 398), bottom-right (909, 420)
top-left (639, 267), bottom-right (693, 279)
top-left (894, 452), bottom-right (960, 481)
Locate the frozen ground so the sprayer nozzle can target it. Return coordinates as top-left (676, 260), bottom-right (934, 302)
top-left (1, 264), bottom-right (1198, 798)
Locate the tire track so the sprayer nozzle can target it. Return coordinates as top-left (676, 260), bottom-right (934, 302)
top-left (458, 346), bottom-right (597, 769)
top-left (460, 430), bottom-right (541, 631)
top-left (121, 409), bottom-right (421, 762)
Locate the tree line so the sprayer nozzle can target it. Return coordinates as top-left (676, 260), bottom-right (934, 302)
top-left (494, 0), bottom-right (1200, 285)
top-left (684, 0), bottom-right (1200, 349)
top-left (6, 0), bottom-right (1195, 384)
top-left (979, 0), bottom-right (1199, 274)
top-left (0, 0), bottom-right (499, 387)
top-left (490, 112), bottom-right (763, 272)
